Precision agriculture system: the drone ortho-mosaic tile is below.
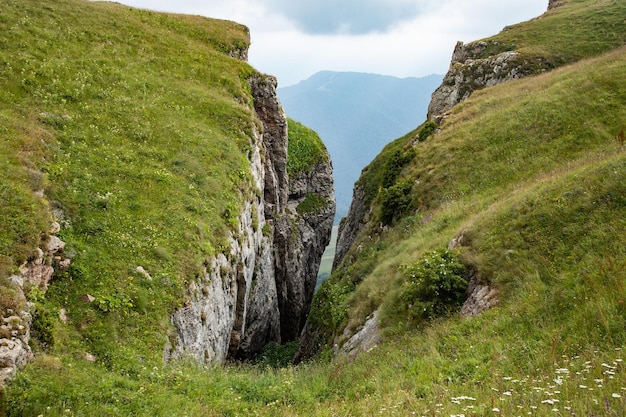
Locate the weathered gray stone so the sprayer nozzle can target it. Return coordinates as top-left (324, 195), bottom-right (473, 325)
top-left (1, 223), bottom-right (69, 386)
top-left (165, 71), bottom-right (334, 363)
top-left (47, 235), bottom-right (65, 253)
top-left (548, 0), bottom-right (567, 10)
top-left (274, 159), bottom-right (335, 342)
top-left (333, 183), bottom-right (368, 270)
top-left (339, 310), bottom-right (381, 357)
top-left (460, 273), bottom-right (499, 317)
top-left (427, 1), bottom-right (556, 124)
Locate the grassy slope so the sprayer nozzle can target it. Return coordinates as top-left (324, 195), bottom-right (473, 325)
top-left (3, 1), bottom-right (626, 416)
top-left (286, 118), bottom-right (329, 176)
top-left (0, 0), bottom-right (261, 412)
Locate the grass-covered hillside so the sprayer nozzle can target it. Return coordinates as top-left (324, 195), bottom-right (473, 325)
top-left (2, 0), bottom-right (626, 416)
top-left (0, 0), bottom-right (260, 363)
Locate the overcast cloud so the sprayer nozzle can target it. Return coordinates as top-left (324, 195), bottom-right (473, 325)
top-left (114, 0), bottom-right (548, 86)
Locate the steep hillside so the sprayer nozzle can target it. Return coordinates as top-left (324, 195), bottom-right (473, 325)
top-left (3, 0), bottom-right (626, 416)
top-left (279, 71), bottom-right (442, 220)
top-left (428, 0), bottom-right (626, 121)
top-left (295, 0), bottom-right (626, 410)
top-left (0, 0), bottom-right (335, 410)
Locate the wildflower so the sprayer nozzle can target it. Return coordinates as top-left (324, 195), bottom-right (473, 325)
top-left (612, 393), bottom-right (622, 398)
top-left (579, 385), bottom-right (588, 389)
top-left (503, 391), bottom-right (512, 396)
top-left (491, 408), bottom-right (500, 412)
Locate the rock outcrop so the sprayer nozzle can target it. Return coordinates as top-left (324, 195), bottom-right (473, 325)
top-left (548, 0), bottom-right (567, 10)
top-left (165, 73), bottom-right (335, 363)
top-left (275, 157), bottom-right (335, 342)
top-left (333, 183), bottom-right (368, 270)
top-left (0, 222), bottom-right (69, 387)
top-left (427, 40), bottom-right (553, 123)
top-left (427, 2), bottom-right (559, 123)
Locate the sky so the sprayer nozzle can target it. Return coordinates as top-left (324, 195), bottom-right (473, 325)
top-left (114, 0), bottom-right (548, 87)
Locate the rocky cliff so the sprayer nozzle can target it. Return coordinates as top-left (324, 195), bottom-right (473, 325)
top-left (0, 17), bottom-right (335, 378)
top-left (165, 74), bottom-right (335, 362)
top-left (332, 183), bottom-right (368, 270)
top-left (0, 223), bottom-right (70, 386)
top-left (427, 3), bottom-right (557, 123)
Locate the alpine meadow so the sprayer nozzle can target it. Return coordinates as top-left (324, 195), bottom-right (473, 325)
top-left (1, 0), bottom-right (626, 416)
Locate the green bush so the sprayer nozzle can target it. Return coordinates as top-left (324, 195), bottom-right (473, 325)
top-left (385, 248), bottom-right (468, 325)
top-left (381, 148), bottom-right (416, 189)
top-left (379, 180), bottom-right (413, 225)
top-left (30, 302), bottom-right (56, 350)
top-left (254, 341), bottom-right (300, 369)
top-left (417, 120), bottom-right (438, 142)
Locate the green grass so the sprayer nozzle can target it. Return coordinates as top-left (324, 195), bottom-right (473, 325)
top-left (470, 0), bottom-right (626, 66)
top-left (1, 0), bottom-right (257, 372)
top-left (287, 118), bottom-right (329, 175)
top-left (3, 0), bottom-right (626, 415)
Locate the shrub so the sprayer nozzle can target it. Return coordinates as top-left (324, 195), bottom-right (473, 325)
top-left (382, 148), bottom-right (416, 189)
top-left (417, 120), bottom-right (438, 142)
top-left (380, 180), bottom-right (413, 225)
top-left (30, 302), bottom-right (56, 350)
top-left (385, 248), bottom-right (469, 325)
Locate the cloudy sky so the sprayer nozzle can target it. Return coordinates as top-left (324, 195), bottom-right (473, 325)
top-left (115, 0), bottom-right (548, 86)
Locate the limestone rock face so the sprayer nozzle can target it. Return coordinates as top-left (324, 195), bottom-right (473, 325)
top-left (165, 72), bottom-right (334, 363)
top-left (427, 0), bottom-right (557, 122)
top-left (0, 222), bottom-right (69, 387)
top-left (165, 197), bottom-right (281, 362)
top-left (427, 39), bottom-right (554, 123)
top-left (275, 159), bottom-right (335, 342)
top-left (333, 183), bottom-right (368, 270)
top-left (548, 0), bottom-right (567, 10)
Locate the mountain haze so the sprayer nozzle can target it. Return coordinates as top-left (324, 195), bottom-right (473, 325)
top-left (278, 71), bottom-right (443, 221)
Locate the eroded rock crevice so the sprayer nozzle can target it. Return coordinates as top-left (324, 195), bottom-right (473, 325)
top-left (166, 72), bottom-right (334, 363)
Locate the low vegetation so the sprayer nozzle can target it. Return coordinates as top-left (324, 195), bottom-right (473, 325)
top-left (2, 0), bottom-right (626, 416)
top-left (286, 118), bottom-right (329, 175)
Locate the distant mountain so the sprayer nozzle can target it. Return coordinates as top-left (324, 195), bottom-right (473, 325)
top-left (278, 71), bottom-right (443, 222)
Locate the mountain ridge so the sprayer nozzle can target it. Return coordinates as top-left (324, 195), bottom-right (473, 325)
top-left (278, 71), bottom-right (443, 221)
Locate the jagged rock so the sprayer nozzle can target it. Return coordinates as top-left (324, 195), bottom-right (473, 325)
top-left (274, 159), bottom-right (335, 342)
top-left (166, 71), bottom-right (334, 363)
top-left (0, 223), bottom-right (69, 386)
top-left (338, 310), bottom-right (381, 357)
top-left (427, 41), bottom-right (546, 123)
top-left (447, 230), bottom-right (499, 317)
top-left (333, 183), bottom-right (368, 269)
top-left (548, 0), bottom-right (567, 9)
top-left (50, 221), bottom-right (61, 235)
top-left (136, 266), bottom-right (152, 281)
top-left (46, 235), bottom-right (65, 253)
top-left (427, 1), bottom-right (557, 123)
top-left (460, 273), bottom-right (499, 317)
top-left (447, 229), bottom-right (467, 250)
top-left (0, 338), bottom-right (33, 385)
